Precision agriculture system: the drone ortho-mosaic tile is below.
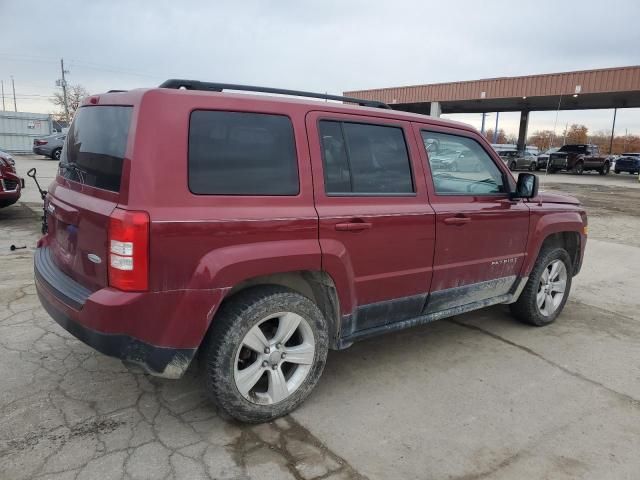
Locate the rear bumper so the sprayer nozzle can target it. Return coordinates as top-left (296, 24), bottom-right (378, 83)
top-left (34, 246), bottom-right (225, 378)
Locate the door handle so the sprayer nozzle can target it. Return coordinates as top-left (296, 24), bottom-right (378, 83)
top-left (443, 216), bottom-right (471, 226)
top-left (335, 222), bottom-right (372, 231)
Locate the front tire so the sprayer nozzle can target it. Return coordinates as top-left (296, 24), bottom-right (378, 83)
top-left (510, 247), bottom-right (572, 326)
top-left (510, 161), bottom-right (517, 171)
top-left (202, 286), bottom-right (328, 423)
top-left (573, 161), bottom-right (584, 175)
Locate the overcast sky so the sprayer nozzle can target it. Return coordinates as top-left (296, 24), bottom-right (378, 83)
top-left (2, 0), bottom-right (639, 137)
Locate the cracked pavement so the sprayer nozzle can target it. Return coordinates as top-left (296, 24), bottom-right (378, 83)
top-left (1, 160), bottom-right (640, 479)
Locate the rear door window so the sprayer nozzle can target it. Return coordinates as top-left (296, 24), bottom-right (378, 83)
top-left (188, 111), bottom-right (299, 195)
top-left (61, 106), bottom-right (132, 192)
top-left (319, 120), bottom-right (414, 195)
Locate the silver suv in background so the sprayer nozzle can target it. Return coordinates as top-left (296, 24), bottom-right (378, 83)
top-left (33, 134), bottom-right (66, 160)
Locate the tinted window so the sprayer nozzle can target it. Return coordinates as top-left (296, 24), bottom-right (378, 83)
top-left (319, 121), bottom-right (413, 194)
top-left (421, 131), bottom-right (506, 195)
top-left (559, 145), bottom-right (587, 153)
top-left (61, 106), bottom-right (132, 192)
top-left (189, 111), bottom-right (299, 195)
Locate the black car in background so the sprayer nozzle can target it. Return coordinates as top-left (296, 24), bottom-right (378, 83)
top-left (614, 153), bottom-right (640, 175)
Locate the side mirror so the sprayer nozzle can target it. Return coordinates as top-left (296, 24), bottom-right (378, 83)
top-left (511, 172), bottom-right (538, 199)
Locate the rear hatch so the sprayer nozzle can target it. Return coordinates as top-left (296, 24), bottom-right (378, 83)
top-left (47, 105), bottom-right (133, 291)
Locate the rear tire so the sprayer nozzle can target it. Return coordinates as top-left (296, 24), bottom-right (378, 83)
top-left (202, 286), bottom-right (328, 423)
top-left (614, 170), bottom-right (621, 174)
top-left (528, 162), bottom-right (537, 171)
top-left (509, 161), bottom-right (517, 171)
top-left (510, 247), bottom-right (572, 326)
top-left (51, 148), bottom-right (62, 161)
top-left (599, 162), bottom-right (610, 175)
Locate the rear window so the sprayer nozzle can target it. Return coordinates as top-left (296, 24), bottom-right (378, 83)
top-left (188, 111), bottom-right (299, 195)
top-left (61, 106), bottom-right (132, 192)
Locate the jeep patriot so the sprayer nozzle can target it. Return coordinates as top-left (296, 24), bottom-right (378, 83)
top-left (34, 80), bottom-right (587, 422)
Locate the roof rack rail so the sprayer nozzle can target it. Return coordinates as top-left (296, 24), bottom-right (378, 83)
top-left (158, 79), bottom-right (391, 109)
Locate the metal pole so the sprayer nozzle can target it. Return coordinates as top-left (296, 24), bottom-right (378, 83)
top-left (608, 108), bottom-right (617, 154)
top-left (492, 112), bottom-right (499, 143)
top-left (1, 80), bottom-right (5, 111)
top-left (60, 58), bottom-right (70, 123)
top-left (480, 112), bottom-right (486, 134)
top-left (11, 76), bottom-right (17, 112)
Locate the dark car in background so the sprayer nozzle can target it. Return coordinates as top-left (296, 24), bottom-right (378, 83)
top-left (0, 150), bottom-right (24, 208)
top-left (536, 147), bottom-right (560, 170)
top-left (33, 134), bottom-right (66, 160)
top-left (614, 153), bottom-right (640, 175)
top-left (548, 144), bottom-right (611, 175)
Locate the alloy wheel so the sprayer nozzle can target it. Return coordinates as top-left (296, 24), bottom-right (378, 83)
top-left (234, 312), bottom-right (315, 405)
top-left (536, 259), bottom-right (567, 317)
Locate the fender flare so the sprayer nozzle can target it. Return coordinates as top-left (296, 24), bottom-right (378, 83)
top-left (522, 210), bottom-right (584, 276)
top-left (190, 239), bottom-right (322, 293)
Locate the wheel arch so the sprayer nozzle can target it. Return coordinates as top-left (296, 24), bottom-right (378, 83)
top-left (524, 213), bottom-right (585, 277)
top-left (219, 270), bottom-right (343, 349)
top-left (539, 232), bottom-right (581, 274)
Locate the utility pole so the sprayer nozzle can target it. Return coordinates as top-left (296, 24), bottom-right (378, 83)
top-left (11, 76), bottom-right (17, 112)
top-left (480, 112), bottom-right (487, 134)
top-left (59, 58), bottom-right (70, 123)
top-left (492, 112), bottom-right (500, 143)
top-left (608, 108), bottom-right (617, 155)
top-left (1, 80), bottom-right (5, 111)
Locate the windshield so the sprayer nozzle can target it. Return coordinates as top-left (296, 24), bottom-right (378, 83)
top-left (60, 106), bottom-right (133, 192)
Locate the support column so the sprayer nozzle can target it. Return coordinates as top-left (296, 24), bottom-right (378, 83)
top-left (429, 102), bottom-right (441, 118)
top-left (517, 111), bottom-right (530, 152)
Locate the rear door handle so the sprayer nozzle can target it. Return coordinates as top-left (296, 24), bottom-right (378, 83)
top-left (443, 216), bottom-right (471, 226)
top-left (335, 222), bottom-right (372, 231)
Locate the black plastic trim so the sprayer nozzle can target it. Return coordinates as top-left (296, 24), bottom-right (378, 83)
top-left (424, 275), bottom-right (517, 313)
top-left (341, 293), bottom-right (428, 335)
top-left (34, 247), bottom-right (92, 310)
top-left (335, 276), bottom-right (521, 349)
top-left (337, 293), bottom-right (512, 348)
top-left (159, 79), bottom-right (391, 109)
top-left (36, 288), bottom-right (195, 378)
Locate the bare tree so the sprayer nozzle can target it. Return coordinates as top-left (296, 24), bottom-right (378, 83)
top-left (51, 84), bottom-right (89, 123)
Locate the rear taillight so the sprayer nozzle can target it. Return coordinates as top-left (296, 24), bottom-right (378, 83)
top-left (35, 139), bottom-right (48, 146)
top-left (108, 209), bottom-right (149, 291)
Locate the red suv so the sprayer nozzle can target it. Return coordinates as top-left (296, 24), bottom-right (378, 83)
top-left (0, 150), bottom-right (23, 208)
top-left (35, 80), bottom-right (587, 422)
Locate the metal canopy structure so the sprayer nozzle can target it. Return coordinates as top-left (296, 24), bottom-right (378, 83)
top-left (344, 66), bottom-right (640, 114)
top-left (345, 66), bottom-right (640, 151)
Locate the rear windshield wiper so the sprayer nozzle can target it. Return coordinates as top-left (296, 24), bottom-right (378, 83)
top-left (59, 162), bottom-right (88, 185)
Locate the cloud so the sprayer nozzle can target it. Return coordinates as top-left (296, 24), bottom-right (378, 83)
top-left (1, 0), bottom-right (638, 134)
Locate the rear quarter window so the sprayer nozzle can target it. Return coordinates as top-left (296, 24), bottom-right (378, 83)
top-left (188, 111), bottom-right (299, 195)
